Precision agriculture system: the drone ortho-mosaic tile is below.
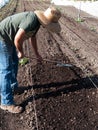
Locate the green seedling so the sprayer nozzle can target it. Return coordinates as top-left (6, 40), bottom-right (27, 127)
top-left (75, 17), bottom-right (85, 23)
top-left (90, 26), bottom-right (96, 32)
top-left (19, 57), bottom-right (29, 66)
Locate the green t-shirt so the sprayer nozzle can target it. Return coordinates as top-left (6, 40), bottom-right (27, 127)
top-left (0, 11), bottom-right (40, 44)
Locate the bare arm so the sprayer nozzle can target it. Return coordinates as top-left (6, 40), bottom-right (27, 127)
top-left (14, 28), bottom-right (26, 58)
top-left (29, 36), bottom-right (42, 61)
top-left (29, 36), bottom-right (39, 56)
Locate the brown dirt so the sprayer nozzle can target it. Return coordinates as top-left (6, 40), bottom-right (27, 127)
top-left (0, 0), bottom-right (98, 130)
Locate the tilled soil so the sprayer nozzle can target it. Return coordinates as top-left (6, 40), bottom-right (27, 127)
top-left (0, 0), bottom-right (98, 130)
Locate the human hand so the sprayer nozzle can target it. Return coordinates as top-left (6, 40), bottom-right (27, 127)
top-left (36, 54), bottom-right (43, 63)
top-left (18, 52), bottom-right (24, 58)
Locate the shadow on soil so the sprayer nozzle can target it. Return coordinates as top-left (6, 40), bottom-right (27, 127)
top-left (20, 75), bottom-right (98, 111)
